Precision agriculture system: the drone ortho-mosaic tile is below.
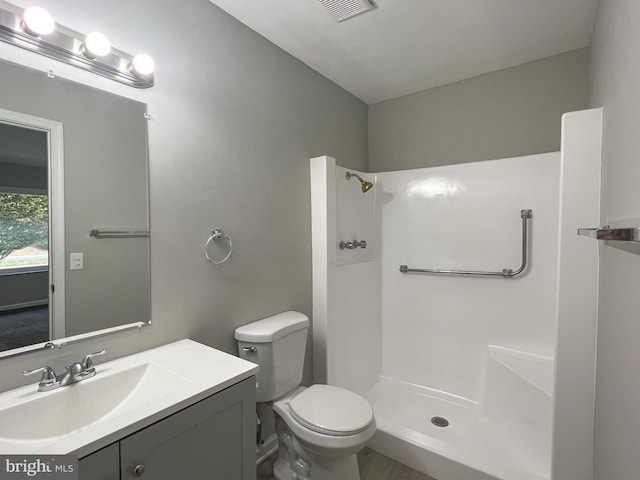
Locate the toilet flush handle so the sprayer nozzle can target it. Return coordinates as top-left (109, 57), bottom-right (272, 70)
top-left (242, 346), bottom-right (257, 353)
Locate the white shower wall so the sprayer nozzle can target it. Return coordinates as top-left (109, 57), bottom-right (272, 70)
top-left (311, 158), bottom-right (382, 394)
top-left (312, 154), bottom-right (560, 402)
top-left (378, 153), bottom-right (560, 402)
top-left (333, 166), bottom-right (382, 394)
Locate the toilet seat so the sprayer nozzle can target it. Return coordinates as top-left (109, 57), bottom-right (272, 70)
top-left (288, 384), bottom-right (374, 437)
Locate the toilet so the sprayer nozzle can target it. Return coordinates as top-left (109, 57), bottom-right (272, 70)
top-left (235, 311), bottom-right (376, 480)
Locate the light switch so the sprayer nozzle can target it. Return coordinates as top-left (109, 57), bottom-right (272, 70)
top-left (70, 252), bottom-right (84, 270)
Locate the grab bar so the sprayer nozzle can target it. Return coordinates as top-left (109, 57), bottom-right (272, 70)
top-left (577, 226), bottom-right (640, 241)
top-left (399, 209), bottom-right (532, 278)
top-left (89, 227), bottom-right (149, 238)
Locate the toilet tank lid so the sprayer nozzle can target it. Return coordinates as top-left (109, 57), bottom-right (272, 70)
top-left (234, 311), bottom-right (309, 343)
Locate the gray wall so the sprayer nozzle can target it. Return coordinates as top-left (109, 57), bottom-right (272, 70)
top-left (0, 162), bottom-right (47, 190)
top-left (590, 2), bottom-right (640, 479)
top-left (0, 0), bottom-right (367, 392)
top-left (369, 48), bottom-right (590, 171)
top-left (0, 123), bottom-right (47, 169)
top-left (0, 272), bottom-right (48, 309)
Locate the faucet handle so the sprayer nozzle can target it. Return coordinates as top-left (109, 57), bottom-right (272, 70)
top-left (81, 349), bottom-right (107, 369)
top-left (66, 363), bottom-right (85, 375)
top-left (23, 366), bottom-right (58, 387)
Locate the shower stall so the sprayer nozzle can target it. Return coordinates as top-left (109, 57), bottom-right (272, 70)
top-left (310, 109), bottom-right (602, 480)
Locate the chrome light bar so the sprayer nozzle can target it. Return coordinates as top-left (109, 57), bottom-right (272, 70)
top-left (0, 0), bottom-right (154, 88)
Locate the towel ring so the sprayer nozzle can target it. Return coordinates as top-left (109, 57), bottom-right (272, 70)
top-left (205, 229), bottom-right (233, 264)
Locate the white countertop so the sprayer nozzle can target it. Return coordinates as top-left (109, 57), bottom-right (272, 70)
top-left (0, 339), bottom-right (259, 457)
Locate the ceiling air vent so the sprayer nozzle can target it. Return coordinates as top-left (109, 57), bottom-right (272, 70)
top-left (316, 0), bottom-right (375, 22)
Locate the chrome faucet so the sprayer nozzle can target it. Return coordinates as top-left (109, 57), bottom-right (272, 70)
top-left (23, 349), bottom-right (107, 392)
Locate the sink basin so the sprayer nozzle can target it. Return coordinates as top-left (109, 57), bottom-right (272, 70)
top-left (0, 362), bottom-right (190, 441)
top-left (0, 339), bottom-right (259, 456)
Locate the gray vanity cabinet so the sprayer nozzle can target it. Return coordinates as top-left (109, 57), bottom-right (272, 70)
top-left (78, 444), bottom-right (120, 480)
top-left (121, 376), bottom-right (255, 479)
top-left (79, 377), bottom-right (256, 480)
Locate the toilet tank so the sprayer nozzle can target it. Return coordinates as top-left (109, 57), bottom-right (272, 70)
top-left (235, 311), bottom-right (309, 402)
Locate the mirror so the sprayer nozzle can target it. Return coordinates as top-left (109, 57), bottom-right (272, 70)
top-left (0, 58), bottom-right (151, 356)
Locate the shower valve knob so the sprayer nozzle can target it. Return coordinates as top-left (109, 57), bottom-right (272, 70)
top-left (339, 240), bottom-right (366, 250)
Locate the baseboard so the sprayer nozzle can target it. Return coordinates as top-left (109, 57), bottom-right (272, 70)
top-left (257, 433), bottom-right (278, 465)
top-left (0, 299), bottom-right (48, 312)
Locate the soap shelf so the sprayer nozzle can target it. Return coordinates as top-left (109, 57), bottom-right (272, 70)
top-left (577, 226), bottom-right (640, 242)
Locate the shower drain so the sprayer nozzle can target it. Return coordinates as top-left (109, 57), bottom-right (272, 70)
top-left (431, 416), bottom-right (450, 428)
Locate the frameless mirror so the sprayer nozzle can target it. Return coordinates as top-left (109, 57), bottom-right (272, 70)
top-left (0, 58), bottom-right (150, 356)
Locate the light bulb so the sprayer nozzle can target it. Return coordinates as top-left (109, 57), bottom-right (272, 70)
top-left (22, 6), bottom-right (55, 36)
top-left (130, 53), bottom-right (154, 77)
top-left (83, 32), bottom-right (111, 58)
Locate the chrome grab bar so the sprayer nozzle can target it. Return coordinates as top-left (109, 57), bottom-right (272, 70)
top-left (577, 225), bottom-right (640, 241)
top-left (89, 227), bottom-right (149, 238)
top-left (399, 209), bottom-right (532, 278)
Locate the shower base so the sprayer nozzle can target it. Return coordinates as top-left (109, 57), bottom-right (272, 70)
top-left (363, 348), bottom-right (552, 480)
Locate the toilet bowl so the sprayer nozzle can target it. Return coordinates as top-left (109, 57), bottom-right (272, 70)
top-left (272, 386), bottom-right (375, 480)
top-left (235, 311), bottom-right (376, 480)
top-left (275, 385), bottom-right (376, 454)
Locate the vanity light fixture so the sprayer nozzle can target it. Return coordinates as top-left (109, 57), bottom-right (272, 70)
top-left (82, 32), bottom-right (111, 58)
top-left (0, 0), bottom-right (154, 88)
top-left (130, 53), bottom-right (155, 77)
top-left (21, 6), bottom-right (54, 36)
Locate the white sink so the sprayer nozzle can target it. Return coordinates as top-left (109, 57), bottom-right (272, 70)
top-left (0, 340), bottom-right (259, 456)
top-left (0, 362), bottom-right (190, 441)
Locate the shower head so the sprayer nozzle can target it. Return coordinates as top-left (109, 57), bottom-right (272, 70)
top-left (346, 171), bottom-right (374, 193)
top-left (361, 180), bottom-right (374, 193)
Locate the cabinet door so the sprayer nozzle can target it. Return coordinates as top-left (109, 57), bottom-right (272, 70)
top-left (78, 443), bottom-right (120, 480)
top-left (120, 376), bottom-right (256, 480)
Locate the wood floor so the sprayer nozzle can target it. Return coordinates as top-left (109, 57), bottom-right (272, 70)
top-left (358, 448), bottom-right (436, 480)
top-left (257, 447), bottom-right (436, 480)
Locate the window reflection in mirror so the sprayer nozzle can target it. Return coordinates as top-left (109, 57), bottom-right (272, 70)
top-left (0, 193), bottom-right (48, 271)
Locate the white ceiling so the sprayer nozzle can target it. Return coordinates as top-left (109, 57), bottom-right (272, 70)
top-left (209, 0), bottom-right (599, 104)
